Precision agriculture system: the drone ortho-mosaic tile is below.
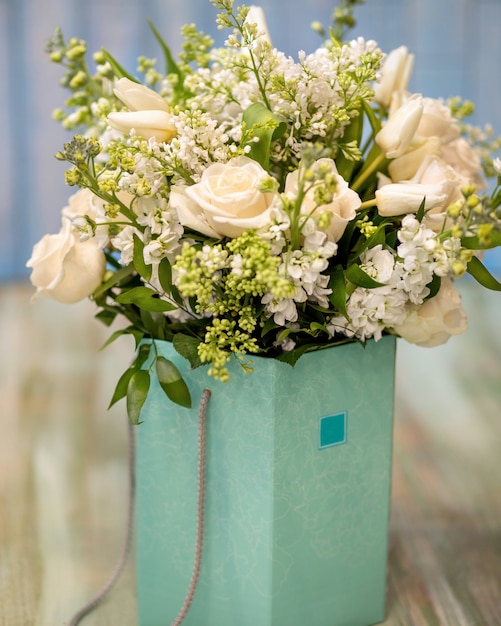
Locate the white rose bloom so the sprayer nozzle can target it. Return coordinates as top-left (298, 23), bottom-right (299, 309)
top-left (178, 156), bottom-right (276, 238)
top-left (375, 181), bottom-right (448, 217)
top-left (374, 46), bottom-right (414, 108)
top-left (394, 278), bottom-right (468, 347)
top-left (26, 220), bottom-right (106, 304)
top-left (285, 158), bottom-right (361, 242)
top-left (376, 94), bottom-right (423, 159)
top-left (440, 138), bottom-right (485, 186)
top-left (418, 97), bottom-right (460, 144)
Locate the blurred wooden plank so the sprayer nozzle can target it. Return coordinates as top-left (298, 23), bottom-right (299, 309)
top-left (1, 281), bottom-right (501, 625)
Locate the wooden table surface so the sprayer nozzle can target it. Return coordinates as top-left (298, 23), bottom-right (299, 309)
top-left (1, 282), bottom-right (500, 626)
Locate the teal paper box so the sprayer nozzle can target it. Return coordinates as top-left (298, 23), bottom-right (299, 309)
top-left (136, 335), bottom-right (396, 626)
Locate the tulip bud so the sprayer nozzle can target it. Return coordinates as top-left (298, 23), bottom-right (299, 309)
top-left (376, 94), bottom-right (423, 159)
top-left (113, 77), bottom-right (169, 112)
top-left (108, 110), bottom-right (176, 142)
top-left (374, 46), bottom-right (414, 108)
top-left (375, 181), bottom-right (447, 217)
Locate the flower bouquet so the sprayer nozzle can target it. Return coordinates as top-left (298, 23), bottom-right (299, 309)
top-left (28, 0), bottom-right (501, 420)
top-left (27, 1), bottom-right (501, 624)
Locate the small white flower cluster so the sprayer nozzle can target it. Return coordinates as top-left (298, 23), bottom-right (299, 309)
top-left (328, 215), bottom-right (462, 342)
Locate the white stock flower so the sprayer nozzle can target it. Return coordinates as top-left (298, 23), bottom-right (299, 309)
top-left (376, 94), bottom-right (423, 159)
top-left (373, 46), bottom-right (414, 108)
top-left (26, 219), bottom-right (106, 304)
top-left (179, 156), bottom-right (276, 238)
top-left (393, 278), bottom-right (468, 346)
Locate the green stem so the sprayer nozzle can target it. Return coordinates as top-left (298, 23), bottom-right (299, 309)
top-left (351, 152), bottom-right (386, 192)
top-left (358, 199), bottom-right (377, 210)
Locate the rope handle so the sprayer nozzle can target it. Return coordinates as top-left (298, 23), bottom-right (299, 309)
top-left (67, 388), bottom-right (211, 626)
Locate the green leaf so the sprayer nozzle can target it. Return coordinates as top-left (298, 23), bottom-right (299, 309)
top-left (127, 369), bottom-right (151, 424)
top-left (467, 255), bottom-right (501, 291)
top-left (147, 18), bottom-right (183, 82)
top-left (328, 266), bottom-right (348, 318)
top-left (116, 286), bottom-right (176, 312)
top-left (93, 264), bottom-right (135, 298)
top-left (109, 366), bottom-right (136, 409)
top-left (109, 343), bottom-right (152, 409)
top-left (276, 344), bottom-right (312, 367)
top-left (172, 333), bottom-right (203, 369)
top-left (335, 111), bottom-right (363, 181)
top-left (156, 357), bottom-right (192, 408)
top-left (416, 197), bottom-right (426, 223)
top-left (95, 310), bottom-right (117, 327)
top-left (425, 274), bottom-right (441, 300)
top-left (101, 48), bottom-right (139, 82)
top-left (345, 263), bottom-right (384, 289)
top-left (100, 327), bottom-right (144, 351)
top-left (261, 316), bottom-right (280, 337)
top-left (133, 234), bottom-right (152, 282)
top-left (242, 102), bottom-right (286, 170)
top-left (158, 257), bottom-right (173, 293)
top-left (140, 309), bottom-right (167, 337)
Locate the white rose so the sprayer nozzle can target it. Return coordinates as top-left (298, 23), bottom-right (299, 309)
top-left (418, 98), bottom-right (460, 144)
top-left (108, 77), bottom-right (176, 143)
top-left (376, 94), bottom-right (423, 159)
top-left (375, 181), bottom-right (448, 217)
top-left (178, 156), bottom-right (275, 238)
top-left (440, 138), bottom-right (485, 186)
top-left (374, 46), bottom-right (414, 108)
top-left (285, 158), bottom-right (360, 242)
top-left (27, 220), bottom-right (106, 304)
top-left (394, 278), bottom-right (468, 347)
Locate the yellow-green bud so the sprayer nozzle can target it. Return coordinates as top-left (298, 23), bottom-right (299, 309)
top-left (69, 70), bottom-right (87, 89)
top-left (66, 44), bottom-right (86, 60)
top-left (50, 50), bottom-right (64, 63)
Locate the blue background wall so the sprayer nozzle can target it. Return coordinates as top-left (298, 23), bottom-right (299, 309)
top-left (2, 0), bottom-right (501, 281)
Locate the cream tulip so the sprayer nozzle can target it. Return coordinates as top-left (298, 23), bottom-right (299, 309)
top-left (373, 46), bottom-right (414, 108)
top-left (376, 94), bottom-right (423, 159)
top-left (113, 77), bottom-right (169, 112)
top-left (375, 181), bottom-right (448, 217)
top-left (108, 77), bottom-right (176, 142)
top-left (108, 110), bottom-right (176, 142)
top-left (388, 137), bottom-right (441, 182)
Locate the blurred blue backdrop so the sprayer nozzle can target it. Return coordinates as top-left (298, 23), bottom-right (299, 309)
top-left (2, 0), bottom-right (501, 281)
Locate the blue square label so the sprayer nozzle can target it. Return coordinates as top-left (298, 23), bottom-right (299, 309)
top-left (319, 412), bottom-right (347, 449)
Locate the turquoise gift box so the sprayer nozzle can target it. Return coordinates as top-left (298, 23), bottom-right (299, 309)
top-left (136, 334), bottom-right (396, 626)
